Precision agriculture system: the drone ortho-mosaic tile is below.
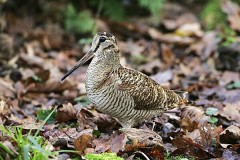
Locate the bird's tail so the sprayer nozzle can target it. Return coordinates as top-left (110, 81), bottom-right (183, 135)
top-left (174, 91), bottom-right (188, 104)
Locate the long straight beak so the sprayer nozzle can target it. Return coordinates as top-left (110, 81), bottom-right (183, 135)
top-left (61, 50), bottom-right (94, 81)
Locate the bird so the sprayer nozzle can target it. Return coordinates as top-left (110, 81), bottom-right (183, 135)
top-left (61, 32), bottom-right (187, 128)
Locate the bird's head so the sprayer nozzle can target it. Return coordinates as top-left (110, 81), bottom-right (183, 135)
top-left (61, 32), bottom-right (118, 81)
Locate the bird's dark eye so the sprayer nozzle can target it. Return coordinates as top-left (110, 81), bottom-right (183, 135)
top-left (99, 37), bottom-right (106, 43)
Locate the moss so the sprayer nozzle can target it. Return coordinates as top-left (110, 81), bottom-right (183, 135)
top-left (200, 0), bottom-right (226, 30)
top-left (84, 153), bottom-right (124, 160)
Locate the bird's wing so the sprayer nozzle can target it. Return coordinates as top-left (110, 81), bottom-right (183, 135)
top-left (115, 67), bottom-right (186, 110)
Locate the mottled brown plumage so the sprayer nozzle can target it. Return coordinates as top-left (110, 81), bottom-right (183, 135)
top-left (61, 32), bottom-right (187, 128)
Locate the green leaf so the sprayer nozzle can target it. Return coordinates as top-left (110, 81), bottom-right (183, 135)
top-left (74, 95), bottom-right (90, 106)
top-left (23, 145), bottom-right (29, 160)
top-left (0, 142), bottom-right (16, 158)
top-left (31, 75), bottom-right (42, 82)
top-left (65, 4), bottom-right (96, 34)
top-left (206, 107), bottom-right (218, 116)
top-left (78, 38), bottom-right (93, 45)
top-left (138, 0), bottom-right (165, 17)
top-left (92, 129), bottom-right (101, 137)
top-left (200, 0), bottom-right (226, 30)
top-left (208, 117), bottom-right (218, 124)
top-left (226, 81), bottom-right (240, 89)
top-left (37, 109), bottom-right (56, 124)
top-left (102, 0), bottom-right (125, 21)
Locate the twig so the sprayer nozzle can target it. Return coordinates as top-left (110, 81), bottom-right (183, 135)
top-left (133, 151), bottom-right (150, 160)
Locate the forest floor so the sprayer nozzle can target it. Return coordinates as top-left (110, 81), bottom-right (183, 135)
top-left (0, 0), bottom-right (240, 160)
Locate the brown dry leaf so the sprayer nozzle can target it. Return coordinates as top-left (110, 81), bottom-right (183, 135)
top-left (148, 28), bottom-right (194, 45)
top-left (110, 132), bottom-right (126, 153)
top-left (25, 79), bottom-right (74, 93)
top-left (220, 125), bottom-right (240, 144)
top-left (161, 44), bottom-right (175, 68)
top-left (7, 16), bottom-right (33, 35)
top-left (0, 78), bottom-right (15, 99)
top-left (172, 136), bottom-right (216, 159)
top-left (93, 135), bottom-right (112, 153)
top-left (219, 71), bottom-right (240, 86)
top-left (44, 128), bottom-right (83, 148)
top-left (118, 40), bottom-right (145, 56)
top-left (221, 0), bottom-right (240, 31)
top-left (0, 100), bottom-right (12, 116)
top-left (23, 69), bottom-right (50, 85)
top-left (187, 32), bottom-right (219, 60)
top-left (77, 109), bottom-right (97, 130)
top-left (151, 69), bottom-right (173, 86)
top-left (95, 19), bottom-right (110, 32)
top-left (92, 132), bottom-right (125, 153)
top-left (180, 106), bottom-right (206, 124)
top-left (161, 3), bottom-right (198, 30)
top-left (138, 59), bottom-right (163, 74)
top-left (8, 114), bottom-right (35, 125)
top-left (19, 51), bottom-right (45, 69)
top-left (199, 124), bottom-right (216, 147)
top-left (0, 33), bottom-right (14, 60)
top-left (181, 117), bottom-right (199, 132)
top-left (56, 103), bottom-right (77, 122)
top-left (77, 107), bottom-right (117, 132)
top-left (221, 102), bottom-right (240, 123)
top-left (74, 134), bottom-right (93, 155)
top-left (44, 24), bottom-right (64, 49)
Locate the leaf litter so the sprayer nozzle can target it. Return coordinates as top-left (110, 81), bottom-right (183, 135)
top-left (0, 0), bottom-right (240, 159)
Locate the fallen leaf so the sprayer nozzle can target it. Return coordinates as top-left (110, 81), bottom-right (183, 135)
top-left (175, 23), bottom-right (203, 37)
top-left (56, 103), bottom-right (77, 122)
top-left (222, 149), bottom-right (240, 160)
top-left (219, 71), bottom-right (239, 86)
top-left (221, 102), bottom-right (240, 123)
top-left (110, 132), bottom-right (126, 153)
top-left (172, 136), bottom-right (216, 159)
top-left (221, 0), bottom-right (240, 31)
top-left (74, 134), bottom-right (93, 155)
top-left (187, 32), bottom-right (219, 60)
top-left (151, 69), bottom-right (173, 85)
top-left (161, 44), bottom-right (175, 68)
top-left (148, 28), bottom-right (195, 45)
top-left (220, 125), bottom-right (240, 144)
top-left (181, 117), bottom-right (199, 132)
top-left (180, 106), bottom-right (206, 124)
top-left (0, 78), bottom-right (15, 99)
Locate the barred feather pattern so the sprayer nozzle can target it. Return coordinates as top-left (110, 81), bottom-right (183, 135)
top-left (85, 48), bottom-right (187, 128)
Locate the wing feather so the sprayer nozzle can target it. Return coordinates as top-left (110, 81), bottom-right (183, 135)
top-left (116, 67), bottom-right (186, 110)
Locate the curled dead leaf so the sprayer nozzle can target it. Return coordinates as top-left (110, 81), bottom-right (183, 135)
top-left (77, 107), bottom-right (117, 132)
top-left (121, 128), bottom-right (164, 160)
top-left (220, 125), bottom-right (240, 144)
top-left (180, 106), bottom-right (207, 124)
top-left (74, 133), bottom-right (93, 155)
top-left (56, 103), bottom-right (77, 122)
top-left (172, 136), bottom-right (216, 159)
top-left (181, 116), bottom-right (199, 132)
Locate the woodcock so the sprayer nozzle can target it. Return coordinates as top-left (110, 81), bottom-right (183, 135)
top-left (61, 32), bottom-right (187, 128)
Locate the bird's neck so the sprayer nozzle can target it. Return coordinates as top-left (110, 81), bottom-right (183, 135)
top-left (90, 49), bottom-right (122, 71)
